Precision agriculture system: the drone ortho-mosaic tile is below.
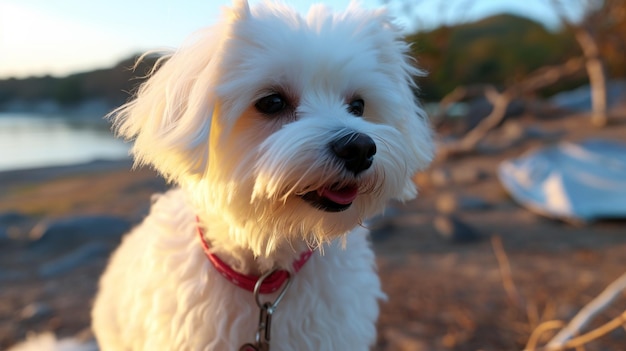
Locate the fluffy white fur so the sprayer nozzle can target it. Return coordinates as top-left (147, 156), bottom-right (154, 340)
top-left (12, 1), bottom-right (433, 350)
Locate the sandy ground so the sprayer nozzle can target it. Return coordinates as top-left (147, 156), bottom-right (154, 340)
top-left (0, 111), bottom-right (625, 350)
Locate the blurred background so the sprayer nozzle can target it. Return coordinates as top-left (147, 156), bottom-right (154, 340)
top-left (0, 0), bottom-right (621, 170)
top-left (0, 1), bottom-right (625, 350)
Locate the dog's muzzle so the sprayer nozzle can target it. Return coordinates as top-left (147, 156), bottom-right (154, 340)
top-left (299, 132), bottom-right (376, 212)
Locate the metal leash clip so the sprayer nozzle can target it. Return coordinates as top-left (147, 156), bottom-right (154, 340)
top-left (239, 269), bottom-right (292, 351)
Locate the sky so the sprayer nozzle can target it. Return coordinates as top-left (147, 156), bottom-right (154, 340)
top-left (0, 0), bottom-right (584, 79)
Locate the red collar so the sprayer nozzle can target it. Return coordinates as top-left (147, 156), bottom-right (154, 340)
top-left (196, 223), bottom-right (313, 294)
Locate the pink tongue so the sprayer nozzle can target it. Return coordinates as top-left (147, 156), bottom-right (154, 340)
top-left (318, 186), bottom-right (359, 205)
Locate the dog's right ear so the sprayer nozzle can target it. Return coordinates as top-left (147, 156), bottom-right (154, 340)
top-left (108, 46), bottom-right (216, 182)
top-left (108, 0), bottom-right (250, 182)
top-left (108, 3), bottom-right (251, 183)
top-left (230, 0), bottom-right (251, 19)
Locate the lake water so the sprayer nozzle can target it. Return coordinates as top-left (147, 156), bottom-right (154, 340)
top-left (0, 113), bottom-right (130, 172)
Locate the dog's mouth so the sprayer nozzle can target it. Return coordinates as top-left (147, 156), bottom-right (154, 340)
top-left (299, 184), bottom-right (359, 212)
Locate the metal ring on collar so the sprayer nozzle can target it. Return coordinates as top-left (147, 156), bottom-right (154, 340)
top-left (253, 269), bottom-right (293, 311)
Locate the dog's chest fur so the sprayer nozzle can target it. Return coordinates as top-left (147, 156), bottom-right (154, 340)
top-left (92, 189), bottom-right (384, 350)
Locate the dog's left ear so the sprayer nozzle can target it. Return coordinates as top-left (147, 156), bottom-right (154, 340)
top-left (362, 9), bottom-right (434, 201)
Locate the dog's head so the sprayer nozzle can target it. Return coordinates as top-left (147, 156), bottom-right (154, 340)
top-left (111, 0), bottom-right (433, 254)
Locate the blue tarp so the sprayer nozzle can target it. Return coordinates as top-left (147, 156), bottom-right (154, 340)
top-left (498, 139), bottom-right (626, 222)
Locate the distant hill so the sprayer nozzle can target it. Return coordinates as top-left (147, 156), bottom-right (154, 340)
top-left (0, 55), bottom-right (159, 116)
top-left (408, 14), bottom-right (581, 100)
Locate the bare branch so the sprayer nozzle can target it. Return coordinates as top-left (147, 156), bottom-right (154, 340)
top-left (433, 84), bottom-right (493, 126)
top-left (524, 320), bottom-right (565, 351)
top-left (437, 57), bottom-right (586, 159)
top-left (437, 87), bottom-right (510, 158)
top-left (549, 0), bottom-right (609, 127)
top-left (544, 272), bottom-right (626, 349)
top-left (512, 57), bottom-right (586, 94)
top-left (491, 236), bottom-right (523, 308)
top-left (560, 311), bottom-right (626, 350)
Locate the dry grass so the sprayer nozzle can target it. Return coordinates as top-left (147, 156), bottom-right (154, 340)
top-left (490, 237), bottom-right (626, 351)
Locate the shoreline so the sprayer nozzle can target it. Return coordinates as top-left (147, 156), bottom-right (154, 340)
top-left (0, 158), bottom-right (133, 175)
top-left (0, 158), bottom-right (133, 188)
top-left (0, 157), bottom-right (165, 220)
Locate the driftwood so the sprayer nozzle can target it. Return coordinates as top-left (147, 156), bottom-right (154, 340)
top-left (551, 0), bottom-right (610, 127)
top-left (544, 271), bottom-right (626, 350)
top-left (522, 271), bottom-right (626, 351)
top-left (438, 57), bottom-right (585, 158)
top-left (573, 25), bottom-right (608, 127)
top-left (436, 0), bottom-right (622, 158)
top-left (491, 239), bottom-right (626, 351)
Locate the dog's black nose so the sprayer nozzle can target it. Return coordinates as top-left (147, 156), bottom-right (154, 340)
top-left (331, 133), bottom-right (376, 175)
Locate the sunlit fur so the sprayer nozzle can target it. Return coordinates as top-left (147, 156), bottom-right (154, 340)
top-left (91, 1), bottom-right (434, 350)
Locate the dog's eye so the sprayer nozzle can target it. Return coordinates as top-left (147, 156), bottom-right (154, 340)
top-left (347, 99), bottom-right (364, 117)
top-left (255, 94), bottom-right (287, 115)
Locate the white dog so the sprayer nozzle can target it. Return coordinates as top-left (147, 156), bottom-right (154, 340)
top-left (11, 1), bottom-right (433, 350)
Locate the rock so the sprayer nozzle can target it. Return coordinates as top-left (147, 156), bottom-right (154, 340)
top-left (0, 211), bottom-right (29, 226)
top-left (28, 215), bottom-right (130, 254)
top-left (434, 215), bottom-right (481, 243)
top-left (0, 211), bottom-right (31, 242)
top-left (413, 171), bottom-right (431, 188)
top-left (451, 166), bottom-right (487, 185)
top-left (4, 332), bottom-right (99, 351)
top-left (38, 242), bottom-right (110, 278)
top-left (549, 80), bottom-right (626, 111)
top-left (452, 97), bottom-right (525, 134)
top-left (430, 168), bottom-right (452, 187)
top-left (480, 122), bottom-right (566, 154)
top-left (20, 302), bottom-right (53, 321)
top-left (0, 228), bottom-right (8, 243)
top-left (384, 328), bottom-right (429, 351)
top-left (0, 269), bottom-right (25, 282)
top-left (482, 121), bottom-right (560, 152)
top-left (524, 125), bottom-right (564, 140)
top-left (367, 207), bottom-right (400, 231)
top-left (436, 194), bottom-right (457, 214)
top-left (502, 120), bottom-right (527, 141)
top-left (477, 120), bottom-right (529, 152)
top-left (436, 193), bottom-right (491, 214)
top-left (431, 166), bottom-right (488, 187)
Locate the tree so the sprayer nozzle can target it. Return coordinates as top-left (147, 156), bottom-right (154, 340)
top-left (384, 0), bottom-right (626, 160)
top-left (54, 75), bottom-right (84, 106)
top-left (550, 0), bottom-right (612, 127)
